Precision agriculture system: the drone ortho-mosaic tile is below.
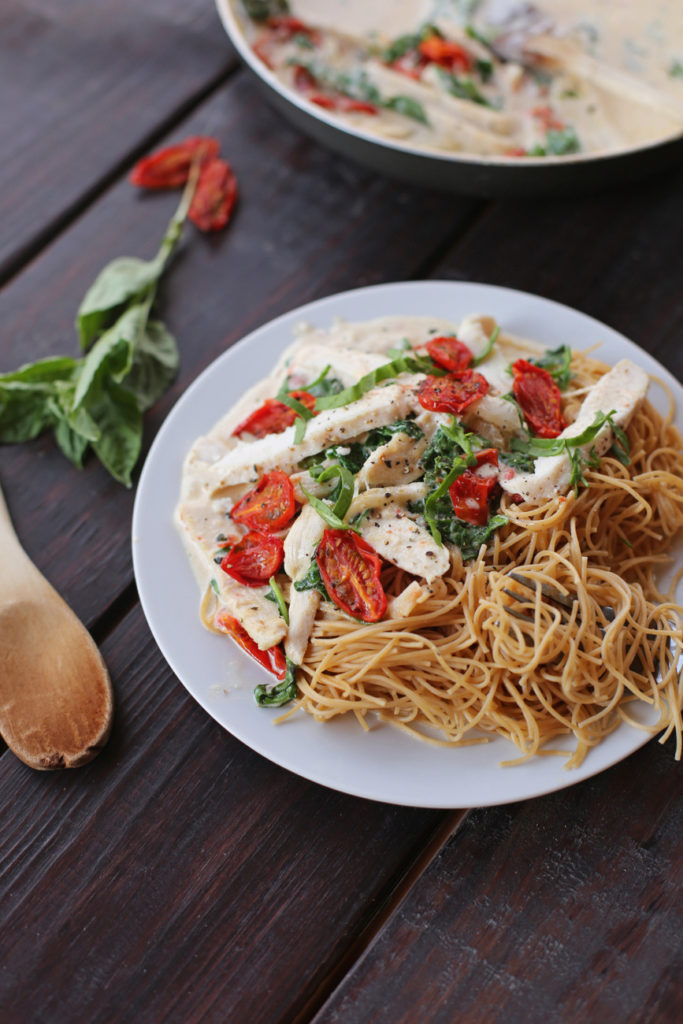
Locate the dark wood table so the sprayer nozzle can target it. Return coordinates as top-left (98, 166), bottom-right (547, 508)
top-left (1, 3), bottom-right (682, 1021)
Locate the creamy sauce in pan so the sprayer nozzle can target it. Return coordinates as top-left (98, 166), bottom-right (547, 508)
top-left (237, 0), bottom-right (683, 158)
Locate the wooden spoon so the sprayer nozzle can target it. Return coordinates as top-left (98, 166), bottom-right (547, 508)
top-left (0, 483), bottom-right (113, 769)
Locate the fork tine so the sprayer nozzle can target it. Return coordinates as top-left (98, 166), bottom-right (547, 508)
top-left (508, 572), bottom-right (577, 611)
top-left (506, 606), bottom-right (535, 624)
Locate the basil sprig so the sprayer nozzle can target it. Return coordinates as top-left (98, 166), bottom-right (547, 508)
top-left (0, 175), bottom-right (196, 485)
top-left (509, 409), bottom-right (631, 493)
top-left (254, 656), bottom-right (298, 708)
top-left (510, 410), bottom-right (626, 459)
top-left (314, 353), bottom-right (443, 412)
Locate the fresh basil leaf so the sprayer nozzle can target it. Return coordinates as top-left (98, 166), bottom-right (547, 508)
top-left (475, 57), bottom-right (494, 82)
top-left (448, 513), bottom-right (508, 560)
top-left (610, 422), bottom-right (631, 465)
top-left (89, 380), bottom-right (142, 487)
top-left (499, 449), bottom-right (535, 473)
top-left (53, 418), bottom-right (90, 466)
top-left (436, 67), bottom-right (492, 107)
top-left (76, 257), bottom-right (161, 351)
top-left (304, 364), bottom-right (344, 398)
top-left (0, 356), bottom-right (79, 385)
top-left (72, 315), bottom-right (137, 410)
top-left (384, 95), bottom-right (429, 124)
top-left (254, 656), bottom-right (298, 708)
top-left (125, 318), bottom-right (179, 411)
top-left (545, 127), bottom-right (581, 155)
top-left (293, 555), bottom-right (330, 600)
top-left (531, 344), bottom-right (572, 389)
top-left (382, 32), bottom-right (421, 62)
top-left (0, 384), bottom-right (58, 443)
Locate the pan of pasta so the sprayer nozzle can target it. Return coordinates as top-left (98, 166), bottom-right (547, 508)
top-left (215, 0), bottom-right (683, 195)
top-left (132, 281), bottom-right (683, 807)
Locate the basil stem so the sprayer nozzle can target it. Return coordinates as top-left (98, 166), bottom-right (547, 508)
top-left (313, 464), bottom-right (355, 521)
top-left (314, 353), bottom-right (443, 412)
top-left (510, 410), bottom-right (619, 458)
top-left (301, 486), bottom-right (353, 531)
top-left (472, 325), bottom-right (499, 367)
top-left (268, 576), bottom-right (289, 625)
top-left (424, 452), bottom-right (476, 546)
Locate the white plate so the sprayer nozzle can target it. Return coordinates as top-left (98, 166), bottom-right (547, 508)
top-left (132, 281), bottom-right (683, 807)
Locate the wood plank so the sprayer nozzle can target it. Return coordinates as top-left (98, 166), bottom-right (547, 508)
top-left (0, 0), bottom-right (236, 279)
top-left (430, 167), bottom-right (683, 378)
top-left (312, 740), bottom-right (682, 1024)
top-left (0, 69), bottom-right (480, 628)
top-left (0, 603), bottom-right (446, 1024)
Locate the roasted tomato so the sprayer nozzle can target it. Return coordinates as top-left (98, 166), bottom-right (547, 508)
top-left (188, 158), bottom-right (238, 233)
top-left (231, 390), bottom-right (316, 438)
top-left (316, 529), bottom-right (387, 622)
top-left (418, 36), bottom-right (473, 72)
top-left (338, 97), bottom-right (379, 114)
top-left (129, 136), bottom-right (220, 189)
top-left (417, 370), bottom-right (489, 415)
top-left (425, 335), bottom-right (473, 373)
top-left (231, 471), bottom-right (296, 532)
top-left (266, 16), bottom-right (319, 44)
top-left (449, 448), bottom-right (499, 526)
top-left (512, 360), bottom-right (566, 439)
top-left (220, 531), bottom-right (284, 587)
top-left (215, 612), bottom-right (286, 679)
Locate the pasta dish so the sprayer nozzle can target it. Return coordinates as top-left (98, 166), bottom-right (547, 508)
top-left (176, 312), bottom-right (683, 766)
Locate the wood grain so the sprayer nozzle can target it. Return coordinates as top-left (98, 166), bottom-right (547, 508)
top-left (312, 741), bottom-right (682, 1024)
top-left (431, 166), bottom-right (683, 380)
top-left (0, 70), bottom-right (479, 628)
top-left (0, 604), bottom-right (445, 1023)
top-left (0, 0), bottom-right (236, 280)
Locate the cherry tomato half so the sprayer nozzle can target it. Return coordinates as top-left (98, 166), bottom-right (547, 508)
top-left (512, 360), bottom-right (566, 439)
top-left (188, 158), bottom-right (238, 233)
top-left (129, 136), bottom-right (220, 189)
top-left (231, 471), bottom-right (296, 533)
top-left (449, 448), bottom-right (499, 526)
top-left (232, 390), bottom-right (316, 439)
top-left (215, 612), bottom-right (286, 679)
top-left (316, 529), bottom-right (387, 622)
top-left (417, 370), bottom-right (489, 415)
top-left (220, 531), bottom-right (284, 587)
top-left (418, 36), bottom-right (473, 72)
top-left (425, 335), bottom-right (473, 373)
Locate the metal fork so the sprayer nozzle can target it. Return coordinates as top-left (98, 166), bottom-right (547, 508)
top-left (502, 571), bottom-right (615, 626)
